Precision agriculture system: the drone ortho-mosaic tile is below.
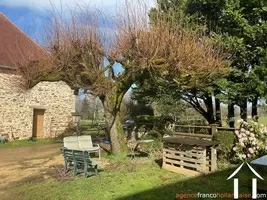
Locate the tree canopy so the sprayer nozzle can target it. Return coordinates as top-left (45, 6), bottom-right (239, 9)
top-left (16, 3), bottom-right (227, 152)
top-left (143, 0), bottom-right (267, 125)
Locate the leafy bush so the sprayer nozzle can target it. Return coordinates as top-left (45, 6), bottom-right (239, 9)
top-left (232, 119), bottom-right (267, 162)
top-left (213, 131), bottom-right (235, 161)
top-left (198, 128), bottom-right (210, 134)
top-left (135, 115), bottom-right (174, 131)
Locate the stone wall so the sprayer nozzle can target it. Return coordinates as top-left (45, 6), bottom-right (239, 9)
top-left (0, 72), bottom-right (75, 139)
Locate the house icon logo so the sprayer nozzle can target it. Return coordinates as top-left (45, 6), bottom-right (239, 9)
top-left (227, 162), bottom-right (263, 199)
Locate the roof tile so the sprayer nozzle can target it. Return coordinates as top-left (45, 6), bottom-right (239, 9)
top-left (0, 13), bottom-right (47, 68)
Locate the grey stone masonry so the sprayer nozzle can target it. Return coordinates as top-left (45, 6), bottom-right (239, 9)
top-left (0, 73), bottom-right (75, 139)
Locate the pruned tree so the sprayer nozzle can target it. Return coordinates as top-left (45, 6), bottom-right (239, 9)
top-left (16, 2), bottom-right (227, 153)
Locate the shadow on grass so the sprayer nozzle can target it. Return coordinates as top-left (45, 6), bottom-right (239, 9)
top-left (154, 158), bottom-right (163, 167)
top-left (127, 151), bottom-right (152, 159)
top-left (116, 164), bottom-right (267, 200)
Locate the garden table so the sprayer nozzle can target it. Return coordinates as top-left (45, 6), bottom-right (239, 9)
top-left (138, 139), bottom-right (154, 143)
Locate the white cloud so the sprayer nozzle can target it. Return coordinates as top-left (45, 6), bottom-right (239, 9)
top-left (1, 0), bottom-right (156, 43)
top-left (0, 0), bottom-right (156, 14)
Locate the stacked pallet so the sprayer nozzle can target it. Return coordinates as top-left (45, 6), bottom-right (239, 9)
top-left (162, 137), bottom-right (218, 176)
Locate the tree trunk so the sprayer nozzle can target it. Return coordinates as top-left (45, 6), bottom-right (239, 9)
top-left (74, 89), bottom-right (80, 134)
top-left (186, 97), bottom-right (214, 124)
top-left (108, 114), bottom-right (127, 153)
top-left (252, 96), bottom-right (258, 120)
top-left (240, 100), bottom-right (247, 121)
top-left (215, 97), bottom-right (221, 126)
top-left (228, 103), bottom-right (234, 128)
top-left (204, 95), bottom-right (215, 124)
top-left (102, 88), bottom-right (128, 153)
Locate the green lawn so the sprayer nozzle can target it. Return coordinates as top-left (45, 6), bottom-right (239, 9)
top-left (0, 138), bottom-right (59, 149)
top-left (259, 116), bottom-right (267, 126)
top-left (221, 116), bottom-right (267, 127)
top-left (3, 118), bottom-right (267, 199)
top-left (0, 119), bottom-right (103, 149)
top-left (4, 154), bottom-right (267, 200)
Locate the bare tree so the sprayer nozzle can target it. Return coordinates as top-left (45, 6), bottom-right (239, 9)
top-left (16, 2), bottom-right (227, 153)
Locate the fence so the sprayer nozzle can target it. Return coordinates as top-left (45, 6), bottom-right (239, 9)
top-left (171, 124), bottom-right (236, 137)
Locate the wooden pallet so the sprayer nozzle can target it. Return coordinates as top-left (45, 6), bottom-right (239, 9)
top-left (162, 139), bottom-right (217, 176)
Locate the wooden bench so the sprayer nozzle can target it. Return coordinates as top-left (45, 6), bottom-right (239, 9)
top-left (61, 148), bottom-right (98, 177)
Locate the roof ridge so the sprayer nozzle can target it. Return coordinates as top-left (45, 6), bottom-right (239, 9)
top-left (0, 12), bottom-right (46, 54)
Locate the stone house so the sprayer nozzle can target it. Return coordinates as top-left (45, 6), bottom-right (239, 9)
top-left (0, 13), bottom-right (75, 139)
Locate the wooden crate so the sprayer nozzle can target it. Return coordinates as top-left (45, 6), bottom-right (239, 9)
top-left (162, 142), bottom-right (217, 176)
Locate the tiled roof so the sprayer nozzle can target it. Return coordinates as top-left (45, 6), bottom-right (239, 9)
top-left (0, 13), bottom-right (47, 68)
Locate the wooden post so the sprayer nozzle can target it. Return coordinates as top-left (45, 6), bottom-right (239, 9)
top-left (211, 146), bottom-right (217, 171)
top-left (210, 124), bottom-right (217, 137)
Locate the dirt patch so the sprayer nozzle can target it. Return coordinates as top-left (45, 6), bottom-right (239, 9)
top-left (0, 174), bottom-right (8, 179)
top-left (0, 144), bottom-right (63, 189)
top-left (15, 164), bottom-right (75, 184)
top-left (0, 143), bottom-right (62, 165)
top-left (0, 143), bottom-right (109, 191)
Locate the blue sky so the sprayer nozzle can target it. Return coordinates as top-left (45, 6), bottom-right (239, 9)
top-left (0, 5), bottom-right (47, 40)
top-left (0, 0), bottom-right (155, 42)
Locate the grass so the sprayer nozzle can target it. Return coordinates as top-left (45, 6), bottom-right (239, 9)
top-left (3, 156), bottom-right (181, 200)
top-left (259, 116), bottom-right (267, 126)
top-left (8, 164), bottom-right (180, 200)
top-left (221, 116), bottom-right (267, 127)
top-left (3, 118), bottom-right (267, 199)
top-left (0, 119), bottom-right (101, 149)
top-left (0, 119), bottom-right (102, 149)
top-left (4, 152), bottom-right (267, 200)
top-left (0, 138), bottom-right (59, 149)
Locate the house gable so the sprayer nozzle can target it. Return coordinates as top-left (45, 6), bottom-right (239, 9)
top-left (0, 14), bottom-right (75, 139)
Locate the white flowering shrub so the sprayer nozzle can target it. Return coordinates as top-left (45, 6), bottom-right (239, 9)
top-left (233, 119), bottom-right (267, 162)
